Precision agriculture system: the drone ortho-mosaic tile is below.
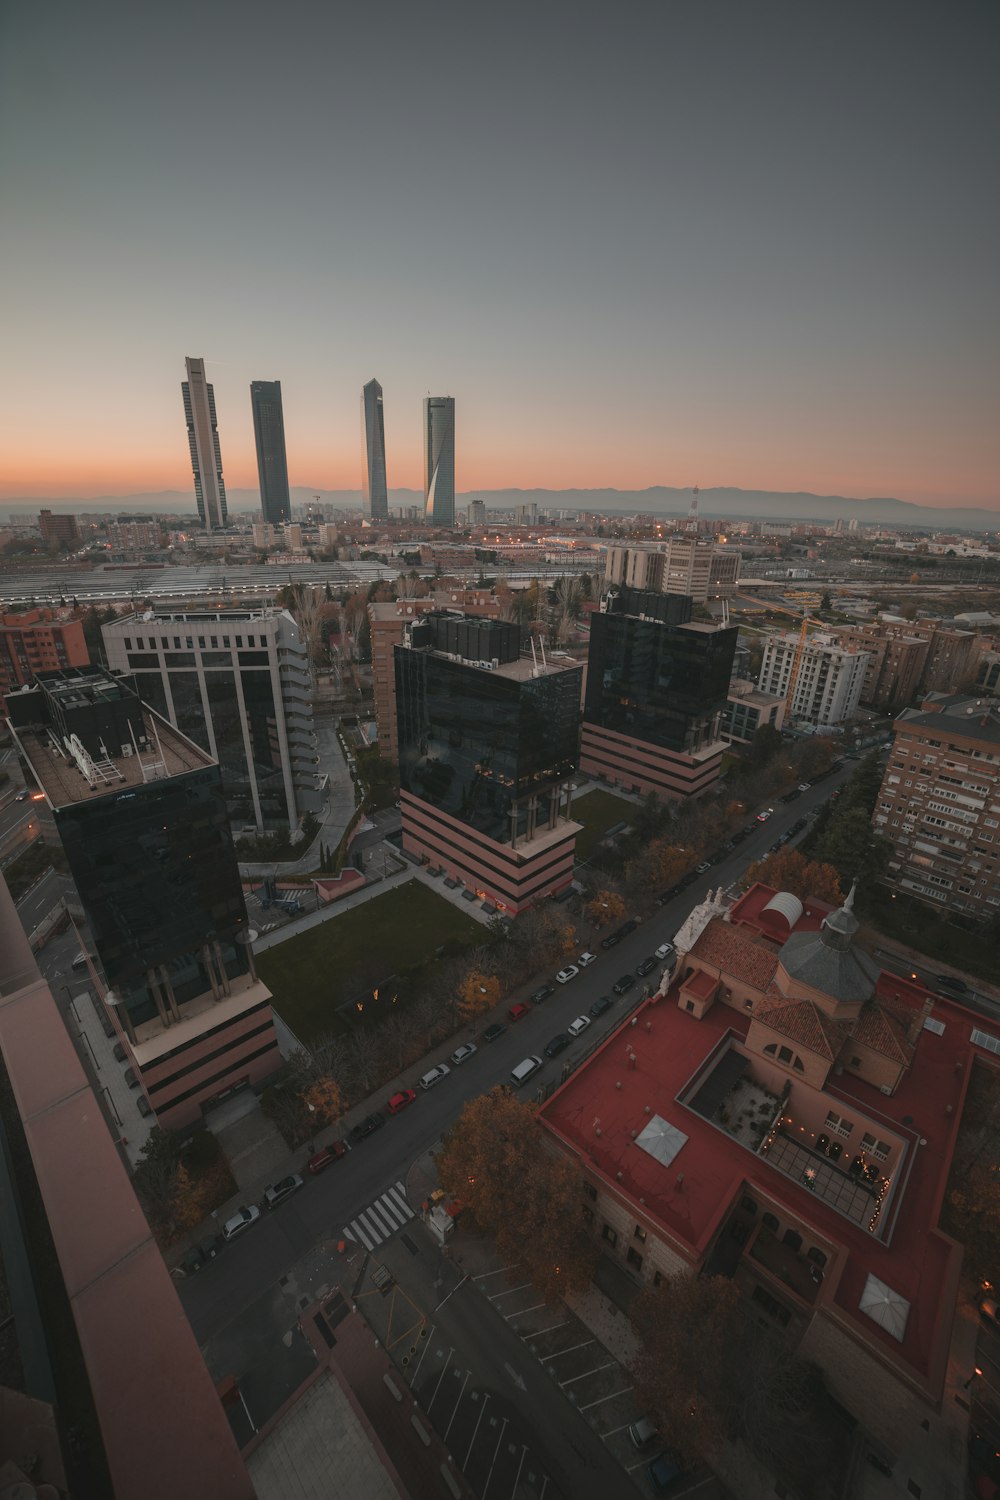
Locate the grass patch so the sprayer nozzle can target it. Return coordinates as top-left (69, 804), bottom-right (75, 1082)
top-left (256, 880), bottom-right (483, 1043)
top-left (859, 883), bottom-right (999, 984)
top-left (572, 788), bottom-right (638, 861)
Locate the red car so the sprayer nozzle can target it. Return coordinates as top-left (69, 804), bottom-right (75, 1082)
top-left (386, 1088), bottom-right (417, 1116)
top-left (307, 1141), bottom-right (347, 1175)
top-left (508, 1002), bottom-right (530, 1022)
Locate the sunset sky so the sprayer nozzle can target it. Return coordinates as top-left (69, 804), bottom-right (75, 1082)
top-left (1, 0), bottom-right (997, 510)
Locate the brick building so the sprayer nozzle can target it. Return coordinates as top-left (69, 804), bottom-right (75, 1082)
top-left (832, 619), bottom-right (977, 711)
top-left (0, 609), bottom-right (90, 711)
top-left (874, 692), bottom-right (1000, 919)
top-left (38, 507), bottom-right (81, 546)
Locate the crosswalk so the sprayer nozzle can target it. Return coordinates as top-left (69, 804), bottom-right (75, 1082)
top-left (343, 1181), bottom-right (414, 1251)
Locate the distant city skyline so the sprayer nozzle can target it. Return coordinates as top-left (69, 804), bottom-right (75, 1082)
top-left (1, 2), bottom-right (997, 510)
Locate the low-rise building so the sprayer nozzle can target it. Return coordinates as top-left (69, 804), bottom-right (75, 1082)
top-left (0, 608), bottom-right (90, 711)
top-left (722, 680), bottom-right (786, 743)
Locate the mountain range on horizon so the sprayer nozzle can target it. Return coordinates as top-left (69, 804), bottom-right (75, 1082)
top-left (1, 485), bottom-right (997, 531)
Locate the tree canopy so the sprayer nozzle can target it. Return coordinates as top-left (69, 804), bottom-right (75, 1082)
top-left (742, 848), bottom-right (843, 907)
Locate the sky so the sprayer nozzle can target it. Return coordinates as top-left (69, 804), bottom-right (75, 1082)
top-left (1, 0), bottom-right (997, 510)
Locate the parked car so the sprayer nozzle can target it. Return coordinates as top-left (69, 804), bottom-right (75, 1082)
top-left (222, 1205), bottom-right (261, 1242)
top-left (730, 829), bottom-right (746, 843)
top-left (799, 782), bottom-right (812, 791)
top-left (756, 808), bottom-right (773, 822)
top-left (647, 1452), bottom-right (687, 1494)
top-left (351, 1112), bottom-right (385, 1141)
top-left (590, 994), bottom-right (614, 1018)
top-left (568, 1015), bottom-right (591, 1038)
top-left (635, 956), bottom-right (657, 976)
top-left (529, 984), bottom-right (555, 1005)
top-left (578, 951), bottom-right (597, 968)
top-left (613, 974), bottom-right (635, 995)
top-left (695, 861), bottom-right (711, 875)
top-left (482, 1022), bottom-right (507, 1044)
top-left (449, 1043), bottom-right (478, 1066)
top-left (508, 1002), bottom-right (530, 1022)
top-left (419, 1064), bottom-right (451, 1091)
top-left (544, 1032), bottom-right (571, 1059)
top-left (655, 942), bottom-right (675, 962)
top-left (657, 883), bottom-right (685, 903)
top-left (307, 1141), bottom-right (348, 1174)
top-left (628, 1414), bottom-right (658, 1449)
top-left (264, 1174), bottom-right (303, 1209)
top-left (556, 965), bottom-right (579, 985)
top-left (510, 1055), bottom-right (543, 1088)
top-left (600, 930), bottom-right (623, 949)
top-left (386, 1089), bottom-right (417, 1115)
top-left (619, 919), bottom-right (638, 936)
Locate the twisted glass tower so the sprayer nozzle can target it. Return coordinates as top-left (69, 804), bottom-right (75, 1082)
top-left (361, 378), bottom-right (389, 520)
top-left (250, 379), bottom-right (291, 525)
top-left (424, 396), bottom-right (455, 527)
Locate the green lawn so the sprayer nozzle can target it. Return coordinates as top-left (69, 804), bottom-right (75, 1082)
top-left (256, 880), bottom-right (484, 1043)
top-left (572, 787), bottom-right (637, 862)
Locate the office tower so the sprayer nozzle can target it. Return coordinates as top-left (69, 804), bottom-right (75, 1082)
top-left (581, 587), bottom-right (738, 799)
top-left (423, 396), bottom-right (455, 527)
top-left (362, 378), bottom-right (389, 520)
top-left (6, 667), bottom-right (279, 1129)
top-left (181, 356), bottom-right (228, 531)
top-left (395, 614), bottom-right (581, 912)
top-left (758, 633), bottom-right (872, 726)
top-left (469, 498), bottom-right (487, 526)
top-left (0, 608), bottom-right (89, 711)
top-left (38, 508), bottom-right (81, 547)
top-left (102, 608), bottom-right (323, 835)
top-left (250, 379), bottom-right (291, 525)
top-left (874, 693), bottom-right (1000, 920)
top-left (602, 537), bottom-right (734, 603)
top-left (831, 618), bottom-right (976, 707)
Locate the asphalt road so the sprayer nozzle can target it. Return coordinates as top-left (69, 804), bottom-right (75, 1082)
top-left (15, 866), bottom-right (76, 935)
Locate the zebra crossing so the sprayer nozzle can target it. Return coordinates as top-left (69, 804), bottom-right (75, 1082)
top-left (343, 1181), bottom-right (414, 1251)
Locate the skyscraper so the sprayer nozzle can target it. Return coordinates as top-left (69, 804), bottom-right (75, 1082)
top-left (250, 379), bottom-right (291, 525)
top-left (361, 378), bottom-right (389, 520)
top-left (181, 356), bottom-right (228, 531)
top-left (423, 396), bottom-right (455, 527)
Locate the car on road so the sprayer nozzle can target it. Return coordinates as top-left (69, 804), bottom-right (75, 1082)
top-left (799, 782), bottom-right (812, 791)
top-left (619, 919), bottom-right (638, 936)
top-left (730, 829), bottom-right (746, 843)
top-left (264, 1174), bottom-right (303, 1209)
top-left (307, 1141), bottom-right (348, 1174)
top-left (508, 1002), bottom-right (530, 1022)
top-left (529, 984), bottom-right (554, 1005)
top-left (568, 1014), bottom-right (591, 1038)
top-left (599, 930), bottom-right (623, 949)
top-left (544, 1032), bottom-right (571, 1058)
top-left (655, 942), bottom-right (675, 962)
top-left (635, 956), bottom-right (658, 977)
top-left (589, 994), bottom-right (614, 1018)
top-left (613, 973), bottom-right (635, 994)
top-left (578, 951), bottom-right (597, 967)
top-left (14, 789), bottom-right (29, 802)
top-left (695, 861), bottom-right (711, 875)
top-left (449, 1043), bottom-right (478, 1066)
top-left (555, 965), bottom-right (579, 984)
top-left (647, 1452), bottom-right (688, 1494)
top-left (510, 1055), bottom-right (544, 1088)
top-left (222, 1205), bottom-right (261, 1242)
top-left (482, 1022), bottom-right (507, 1044)
top-left (419, 1064), bottom-right (451, 1091)
top-left (351, 1112), bottom-right (385, 1141)
top-left (756, 808), bottom-right (773, 822)
top-left (386, 1089), bottom-right (417, 1115)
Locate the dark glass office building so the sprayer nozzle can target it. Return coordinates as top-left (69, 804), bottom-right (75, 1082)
top-left (362, 378), bottom-right (389, 520)
top-left (424, 396), bottom-right (455, 527)
top-left (395, 615), bottom-right (582, 911)
top-left (582, 586), bottom-right (738, 799)
top-left (251, 379), bottom-right (291, 525)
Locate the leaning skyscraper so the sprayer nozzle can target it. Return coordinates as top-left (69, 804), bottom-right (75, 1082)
top-left (361, 378), bottom-right (389, 520)
top-left (423, 396), bottom-right (455, 527)
top-left (250, 379), bottom-right (291, 525)
top-left (181, 356), bottom-right (228, 531)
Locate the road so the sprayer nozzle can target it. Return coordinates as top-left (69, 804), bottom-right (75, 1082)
top-left (14, 866), bottom-right (76, 935)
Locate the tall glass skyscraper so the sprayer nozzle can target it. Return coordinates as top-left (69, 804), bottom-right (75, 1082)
top-left (424, 396), bottom-right (455, 527)
top-left (250, 379), bottom-right (291, 525)
top-left (181, 356), bottom-right (228, 531)
top-left (361, 378), bottom-right (389, 520)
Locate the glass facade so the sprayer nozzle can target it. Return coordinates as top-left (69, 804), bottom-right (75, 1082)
top-left (54, 764), bottom-right (250, 1030)
top-left (250, 380), bottom-right (291, 525)
top-left (423, 396), bottom-right (455, 527)
top-left (395, 649), bottom-right (581, 843)
top-left (585, 611), bottom-right (738, 753)
top-left (362, 378), bottom-right (389, 520)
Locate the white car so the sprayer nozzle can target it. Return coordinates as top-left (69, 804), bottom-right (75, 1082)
top-left (556, 965), bottom-right (580, 984)
top-left (222, 1205), bottom-right (261, 1241)
top-left (799, 782), bottom-right (811, 792)
top-left (449, 1043), bottom-right (477, 1066)
top-left (264, 1174), bottom-right (303, 1209)
top-left (419, 1063), bottom-right (451, 1091)
top-left (568, 1015), bottom-right (591, 1038)
top-left (655, 942), bottom-right (675, 961)
top-left (578, 952), bottom-right (597, 968)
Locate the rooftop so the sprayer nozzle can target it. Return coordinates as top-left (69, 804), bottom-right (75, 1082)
top-left (13, 710), bottom-right (212, 809)
top-left (896, 692), bottom-right (1000, 747)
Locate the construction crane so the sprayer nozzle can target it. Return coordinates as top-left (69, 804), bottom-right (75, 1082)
top-left (763, 604), bottom-right (828, 716)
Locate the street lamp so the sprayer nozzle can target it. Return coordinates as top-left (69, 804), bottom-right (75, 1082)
top-left (964, 1366), bottom-right (983, 1390)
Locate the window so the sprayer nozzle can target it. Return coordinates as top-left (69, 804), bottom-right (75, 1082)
top-left (634, 1224), bottom-right (647, 1242)
top-left (807, 1247), bottom-right (827, 1268)
top-left (762, 1212), bottom-right (779, 1232)
top-left (741, 1196), bottom-right (757, 1215)
top-left (685, 999), bottom-right (695, 1013)
top-left (602, 1224), bottom-right (618, 1248)
top-left (778, 1045), bottom-right (792, 1064)
top-left (626, 1247), bottom-right (643, 1271)
top-left (782, 1229), bottom-right (802, 1252)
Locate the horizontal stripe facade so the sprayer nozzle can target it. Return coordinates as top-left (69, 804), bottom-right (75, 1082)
top-left (580, 723), bottom-right (722, 800)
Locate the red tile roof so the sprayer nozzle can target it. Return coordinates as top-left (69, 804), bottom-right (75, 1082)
top-left (687, 918), bottom-right (779, 991)
top-left (754, 993), bottom-right (849, 1060)
top-left (851, 1000), bottom-right (914, 1065)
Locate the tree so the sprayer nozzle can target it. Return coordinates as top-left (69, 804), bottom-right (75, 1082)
top-left (813, 807), bottom-right (892, 886)
top-left (301, 1075), bottom-right (345, 1127)
top-left (457, 969), bottom-right (500, 1025)
top-left (747, 722), bottom-right (783, 771)
top-left (586, 890), bottom-right (626, 928)
top-left (742, 848), bottom-right (843, 906)
top-left (820, 590), bottom-right (832, 610)
top-left (132, 1127), bottom-right (182, 1234)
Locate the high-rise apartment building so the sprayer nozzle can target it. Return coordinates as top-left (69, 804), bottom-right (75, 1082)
top-left (362, 378), bottom-right (389, 521)
top-left (874, 692), bottom-right (1000, 920)
top-left (424, 396), bottom-right (455, 527)
top-left (0, 609), bottom-right (89, 711)
top-left (469, 498), bottom-right (487, 526)
top-left (102, 609), bottom-right (323, 834)
top-left (6, 668), bottom-right (279, 1129)
top-left (182, 356), bottom-right (228, 531)
top-left (832, 619), bottom-right (976, 709)
top-left (38, 508), bottom-right (81, 547)
top-left (105, 518), bottom-right (163, 551)
top-left (395, 614), bottom-right (582, 913)
top-left (581, 587), bottom-right (737, 799)
top-left (603, 537), bottom-right (739, 604)
top-left (250, 379), bottom-right (291, 525)
top-left (758, 633), bottom-right (872, 726)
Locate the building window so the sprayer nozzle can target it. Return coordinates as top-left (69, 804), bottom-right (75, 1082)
top-left (626, 1247), bottom-right (643, 1271)
top-left (807, 1247), bottom-right (827, 1268)
top-left (634, 1224), bottom-right (647, 1242)
top-left (762, 1212), bottom-right (779, 1232)
top-left (602, 1224), bottom-right (618, 1248)
top-left (685, 1000), bottom-right (695, 1013)
top-left (653, 1270), bottom-right (663, 1288)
